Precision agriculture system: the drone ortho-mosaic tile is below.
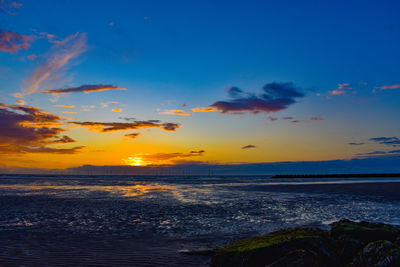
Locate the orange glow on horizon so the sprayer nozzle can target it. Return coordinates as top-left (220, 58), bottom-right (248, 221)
top-left (122, 155), bottom-right (150, 166)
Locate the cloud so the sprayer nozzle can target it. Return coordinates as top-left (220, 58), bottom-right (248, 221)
top-left (348, 142), bottom-right (365, 146)
top-left (191, 107), bottom-right (217, 112)
top-left (369, 137), bottom-right (400, 147)
top-left (62, 111), bottom-right (77, 114)
top-left (101, 101), bottom-right (119, 108)
top-left (310, 117), bottom-right (324, 121)
top-left (20, 146), bottom-right (84, 154)
top-left (111, 108), bottom-right (122, 113)
top-left (52, 135), bottom-right (75, 143)
top-left (268, 116), bottom-right (278, 121)
top-left (41, 84), bottom-right (126, 94)
top-left (22, 32), bottom-right (87, 95)
top-left (283, 117), bottom-right (293, 120)
top-left (125, 133), bottom-right (140, 139)
top-left (70, 120), bottom-right (180, 132)
top-left (210, 82), bottom-right (304, 115)
top-left (55, 104), bottom-right (75, 108)
top-left (159, 109), bottom-right (191, 116)
top-left (329, 83), bottom-right (353, 95)
top-left (16, 99), bottom-right (25, 105)
top-left (124, 150), bottom-right (205, 165)
top-left (0, 102), bottom-right (79, 154)
top-left (379, 84), bottom-right (400, 90)
top-left (242, 145), bottom-right (256, 149)
top-left (356, 149), bottom-right (400, 158)
top-left (290, 120), bottom-right (300, 123)
top-left (0, 30), bottom-right (33, 53)
top-left (0, 0), bottom-right (22, 15)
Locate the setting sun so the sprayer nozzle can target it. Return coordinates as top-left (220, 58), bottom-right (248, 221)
top-left (122, 156), bottom-right (149, 166)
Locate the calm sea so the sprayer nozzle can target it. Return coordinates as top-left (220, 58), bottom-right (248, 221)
top-left (1, 174), bottom-right (400, 266)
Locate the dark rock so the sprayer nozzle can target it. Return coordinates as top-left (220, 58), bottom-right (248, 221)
top-left (349, 240), bottom-right (400, 267)
top-left (211, 220), bottom-right (400, 267)
top-left (330, 219), bottom-right (400, 244)
top-left (210, 228), bottom-right (336, 267)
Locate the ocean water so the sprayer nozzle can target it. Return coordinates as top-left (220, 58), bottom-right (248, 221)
top-left (1, 174), bottom-right (400, 266)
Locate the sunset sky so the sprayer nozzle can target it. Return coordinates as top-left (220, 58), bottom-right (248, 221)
top-left (1, 0), bottom-right (400, 170)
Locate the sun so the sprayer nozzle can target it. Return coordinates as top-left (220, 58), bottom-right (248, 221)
top-left (122, 156), bottom-right (149, 166)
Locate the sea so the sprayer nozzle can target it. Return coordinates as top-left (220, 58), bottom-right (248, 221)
top-left (1, 174), bottom-right (400, 266)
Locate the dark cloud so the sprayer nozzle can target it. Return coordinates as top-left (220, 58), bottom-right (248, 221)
top-left (283, 117), bottom-right (294, 120)
top-left (369, 137), bottom-right (400, 147)
top-left (0, 30), bottom-right (33, 53)
top-left (125, 133), bottom-right (140, 139)
top-left (20, 146), bottom-right (84, 154)
top-left (52, 135), bottom-right (76, 144)
top-left (41, 84), bottom-right (125, 94)
top-left (242, 145), bottom-right (256, 149)
top-left (210, 82), bottom-right (304, 115)
top-left (70, 120), bottom-right (180, 132)
top-left (348, 142), bottom-right (365, 146)
top-left (0, 103), bottom-right (80, 154)
top-left (290, 120), bottom-right (300, 123)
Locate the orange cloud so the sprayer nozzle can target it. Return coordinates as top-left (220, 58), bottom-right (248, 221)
top-left (62, 111), bottom-right (77, 114)
top-left (112, 108), bottom-right (122, 112)
top-left (379, 84), bottom-right (400, 90)
top-left (22, 32), bottom-right (87, 95)
top-left (329, 90), bottom-right (346, 95)
top-left (191, 107), bottom-right (217, 112)
top-left (15, 99), bottom-right (25, 105)
top-left (159, 109), bottom-right (191, 116)
top-left (55, 104), bottom-right (75, 108)
top-left (41, 85), bottom-right (126, 94)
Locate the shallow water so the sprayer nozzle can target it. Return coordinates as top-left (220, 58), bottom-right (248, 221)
top-left (1, 175), bottom-right (400, 266)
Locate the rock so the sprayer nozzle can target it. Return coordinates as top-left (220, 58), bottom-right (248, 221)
top-left (211, 220), bottom-right (400, 267)
top-left (210, 228), bottom-right (336, 267)
top-left (330, 219), bottom-right (400, 244)
top-left (349, 240), bottom-right (400, 267)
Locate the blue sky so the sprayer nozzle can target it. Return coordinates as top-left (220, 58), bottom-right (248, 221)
top-left (0, 0), bottom-right (400, 169)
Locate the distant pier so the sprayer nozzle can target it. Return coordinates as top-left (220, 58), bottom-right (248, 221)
top-left (272, 173), bottom-right (400, 178)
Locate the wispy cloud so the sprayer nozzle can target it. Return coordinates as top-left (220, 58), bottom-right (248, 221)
top-left (62, 111), bottom-right (77, 114)
top-left (310, 117), bottom-right (324, 121)
top-left (329, 83), bottom-right (353, 95)
top-left (123, 150), bottom-right (205, 165)
top-left (0, 30), bottom-right (33, 53)
top-left (0, 0), bottom-right (22, 15)
top-left (101, 101), bottom-right (119, 108)
top-left (210, 82), bottom-right (304, 115)
top-left (41, 84), bottom-right (125, 94)
top-left (348, 142), bottom-right (365, 146)
top-left (378, 84), bottom-right (400, 90)
top-left (15, 99), bottom-right (25, 105)
top-left (70, 120), bottom-right (180, 132)
top-left (160, 109), bottom-right (191, 116)
top-left (242, 145), bottom-right (256, 149)
top-left (55, 104), bottom-right (75, 108)
top-left (111, 108), bottom-right (122, 113)
top-left (191, 107), bottom-right (217, 112)
top-left (22, 32), bottom-right (87, 96)
top-left (125, 133), bottom-right (140, 139)
top-left (369, 137), bottom-right (400, 147)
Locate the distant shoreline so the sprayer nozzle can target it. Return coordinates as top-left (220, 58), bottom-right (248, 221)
top-left (272, 173), bottom-right (400, 178)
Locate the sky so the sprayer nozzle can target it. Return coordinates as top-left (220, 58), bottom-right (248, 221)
top-left (1, 0), bottom-right (400, 171)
